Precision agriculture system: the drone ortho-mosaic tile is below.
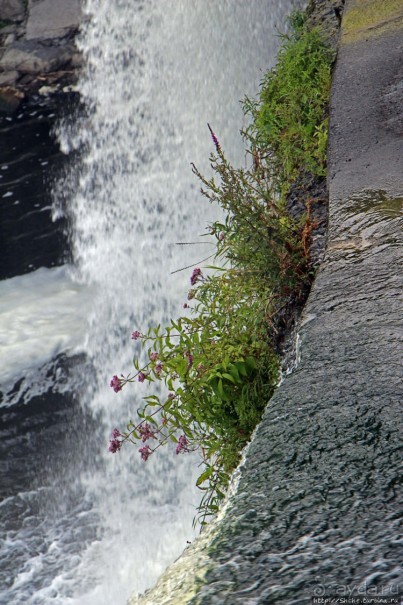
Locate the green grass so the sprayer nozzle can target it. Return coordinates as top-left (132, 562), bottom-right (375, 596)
top-left (244, 11), bottom-right (334, 197)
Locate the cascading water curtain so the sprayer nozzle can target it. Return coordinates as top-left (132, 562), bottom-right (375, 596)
top-left (0, 2), bottom-right (299, 604)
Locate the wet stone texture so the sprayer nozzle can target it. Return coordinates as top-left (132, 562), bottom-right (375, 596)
top-left (191, 189), bottom-right (402, 605)
top-left (188, 2), bottom-right (403, 604)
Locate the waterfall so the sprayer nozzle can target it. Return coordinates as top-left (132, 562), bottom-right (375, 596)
top-left (0, 2), bottom-right (297, 604)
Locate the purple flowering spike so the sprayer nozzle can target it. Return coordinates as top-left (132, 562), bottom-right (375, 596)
top-left (112, 428), bottom-right (121, 438)
top-left (131, 330), bottom-right (141, 340)
top-left (207, 123), bottom-right (221, 153)
top-left (150, 352), bottom-right (158, 362)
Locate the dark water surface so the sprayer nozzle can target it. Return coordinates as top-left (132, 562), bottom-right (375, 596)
top-left (0, 97), bottom-right (99, 603)
top-left (0, 96), bottom-right (76, 280)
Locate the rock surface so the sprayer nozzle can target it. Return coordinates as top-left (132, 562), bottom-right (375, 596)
top-left (26, 0), bottom-right (81, 40)
top-left (0, 39), bottom-right (74, 72)
top-left (0, 0), bottom-right (25, 21)
top-left (0, 0), bottom-right (82, 112)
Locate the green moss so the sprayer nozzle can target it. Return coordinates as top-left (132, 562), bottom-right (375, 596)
top-left (343, 0), bottom-right (403, 41)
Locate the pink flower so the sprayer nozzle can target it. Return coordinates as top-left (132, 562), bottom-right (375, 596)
top-left (176, 434), bottom-right (189, 455)
top-left (183, 302), bottom-right (189, 309)
top-left (150, 352), bottom-right (158, 362)
top-left (110, 375), bottom-right (122, 393)
top-left (139, 445), bottom-right (152, 461)
top-left (168, 392), bottom-right (175, 399)
top-left (109, 438), bottom-right (122, 453)
top-left (139, 422), bottom-right (156, 442)
top-left (138, 371), bottom-right (147, 383)
top-left (131, 330), bottom-right (141, 340)
top-left (186, 352), bottom-right (193, 369)
top-left (218, 231), bottom-right (225, 241)
top-left (112, 428), bottom-right (121, 438)
top-left (155, 362), bottom-right (163, 376)
top-left (190, 267), bottom-right (202, 286)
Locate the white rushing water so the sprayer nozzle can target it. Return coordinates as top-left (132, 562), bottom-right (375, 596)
top-left (1, 2), bottom-right (298, 604)
top-left (0, 266), bottom-right (94, 389)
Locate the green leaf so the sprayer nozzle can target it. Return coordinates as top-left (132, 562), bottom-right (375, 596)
top-left (235, 361), bottom-right (248, 377)
top-left (196, 466), bottom-right (214, 487)
top-left (245, 356), bottom-right (257, 371)
top-left (229, 363), bottom-right (241, 382)
top-left (217, 379), bottom-right (229, 401)
top-left (222, 373), bottom-right (236, 384)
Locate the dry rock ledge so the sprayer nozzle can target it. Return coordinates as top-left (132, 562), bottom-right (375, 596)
top-left (0, 0), bottom-right (82, 112)
top-left (128, 1), bottom-right (403, 604)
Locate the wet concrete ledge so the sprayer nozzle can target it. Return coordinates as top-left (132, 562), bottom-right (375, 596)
top-left (129, 1), bottom-right (403, 603)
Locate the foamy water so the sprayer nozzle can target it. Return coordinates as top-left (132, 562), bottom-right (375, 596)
top-left (0, 266), bottom-right (94, 388)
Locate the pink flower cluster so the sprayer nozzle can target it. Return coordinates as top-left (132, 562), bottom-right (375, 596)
top-left (176, 434), bottom-right (189, 455)
top-left (150, 352), bottom-right (158, 361)
top-left (110, 375), bottom-right (122, 393)
top-left (108, 429), bottom-right (122, 453)
top-left (139, 445), bottom-right (152, 461)
top-left (190, 267), bottom-right (202, 286)
top-left (138, 371), bottom-right (147, 383)
top-left (131, 330), bottom-right (141, 341)
top-left (138, 422), bottom-right (156, 442)
top-left (155, 362), bottom-right (163, 376)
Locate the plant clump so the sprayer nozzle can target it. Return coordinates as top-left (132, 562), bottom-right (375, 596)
top-left (108, 10), bottom-right (334, 527)
top-left (244, 10), bottom-right (334, 197)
